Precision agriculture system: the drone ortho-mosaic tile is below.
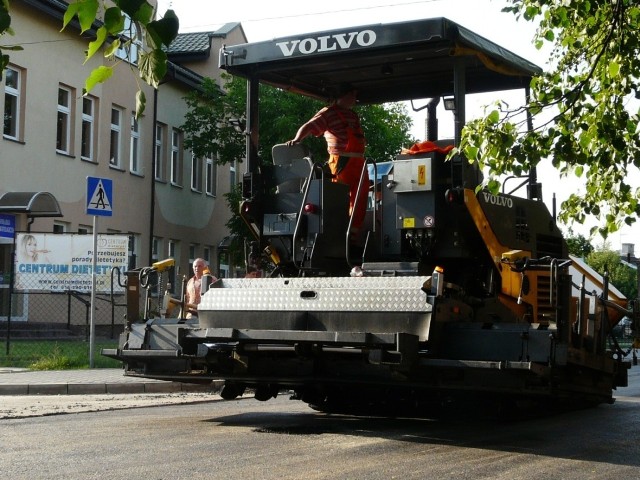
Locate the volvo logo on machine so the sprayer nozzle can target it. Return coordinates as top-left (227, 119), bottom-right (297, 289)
top-left (481, 192), bottom-right (514, 208)
top-left (276, 30), bottom-right (377, 57)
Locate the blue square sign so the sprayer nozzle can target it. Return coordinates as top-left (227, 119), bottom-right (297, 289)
top-left (86, 177), bottom-right (113, 216)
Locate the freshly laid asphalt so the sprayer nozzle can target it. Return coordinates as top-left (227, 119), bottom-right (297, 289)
top-left (0, 367), bottom-right (222, 396)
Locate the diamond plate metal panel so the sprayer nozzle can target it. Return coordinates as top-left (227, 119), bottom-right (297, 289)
top-left (199, 277), bottom-right (431, 313)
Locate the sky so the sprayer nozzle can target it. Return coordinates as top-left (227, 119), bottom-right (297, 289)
top-left (156, 0), bottom-right (640, 252)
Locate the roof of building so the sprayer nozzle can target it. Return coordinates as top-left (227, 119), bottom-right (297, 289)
top-left (167, 31), bottom-right (215, 55)
top-left (166, 23), bottom-right (244, 59)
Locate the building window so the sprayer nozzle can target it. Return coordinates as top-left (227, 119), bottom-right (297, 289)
top-left (170, 129), bottom-right (182, 186)
top-left (3, 66), bottom-right (22, 140)
top-left (230, 159), bottom-right (237, 188)
top-left (81, 96), bottom-right (96, 161)
top-left (78, 225), bottom-right (92, 234)
top-left (189, 244), bottom-right (196, 262)
top-left (205, 157), bottom-right (215, 196)
top-left (56, 86), bottom-right (72, 154)
top-left (151, 237), bottom-right (164, 296)
top-left (130, 113), bottom-right (141, 174)
top-left (53, 222), bottom-right (68, 234)
top-left (192, 156), bottom-right (203, 192)
top-left (203, 247), bottom-right (211, 266)
top-left (110, 106), bottom-right (122, 167)
top-left (168, 240), bottom-right (177, 293)
top-left (152, 237), bottom-right (160, 262)
top-left (128, 233), bottom-right (138, 269)
top-left (155, 122), bottom-right (165, 180)
top-left (115, 14), bottom-right (141, 65)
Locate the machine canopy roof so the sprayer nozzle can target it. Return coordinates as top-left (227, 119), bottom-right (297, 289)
top-left (219, 17), bottom-right (542, 104)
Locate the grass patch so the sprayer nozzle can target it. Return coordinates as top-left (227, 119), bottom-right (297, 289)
top-left (0, 339), bottom-right (122, 369)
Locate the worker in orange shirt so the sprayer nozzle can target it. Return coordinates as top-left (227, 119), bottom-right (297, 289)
top-left (286, 83), bottom-right (369, 235)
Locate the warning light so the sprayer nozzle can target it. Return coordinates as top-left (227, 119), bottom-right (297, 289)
top-left (241, 201), bottom-right (252, 215)
top-left (303, 203), bottom-right (319, 214)
top-left (445, 188), bottom-right (464, 204)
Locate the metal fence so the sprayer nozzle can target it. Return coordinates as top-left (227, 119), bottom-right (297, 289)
top-left (0, 232), bottom-right (138, 367)
top-left (1, 289), bottom-right (128, 368)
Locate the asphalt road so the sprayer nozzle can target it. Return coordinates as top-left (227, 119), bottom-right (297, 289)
top-left (1, 369), bottom-right (639, 480)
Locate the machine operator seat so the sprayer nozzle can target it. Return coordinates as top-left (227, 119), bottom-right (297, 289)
top-left (271, 143), bottom-right (313, 193)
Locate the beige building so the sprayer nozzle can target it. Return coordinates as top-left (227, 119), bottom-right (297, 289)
top-left (0, 0), bottom-right (246, 321)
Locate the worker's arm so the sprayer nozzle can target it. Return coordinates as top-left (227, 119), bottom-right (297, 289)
top-left (286, 121), bottom-right (315, 146)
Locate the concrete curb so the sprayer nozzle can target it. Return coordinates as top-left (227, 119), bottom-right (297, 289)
top-left (0, 382), bottom-right (222, 396)
top-left (0, 369), bottom-right (225, 396)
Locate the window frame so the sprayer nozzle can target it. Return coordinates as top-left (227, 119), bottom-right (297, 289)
top-left (3, 66), bottom-right (22, 141)
top-left (154, 122), bottom-right (165, 181)
top-left (229, 159), bottom-right (237, 189)
top-left (167, 240), bottom-right (177, 294)
top-left (109, 106), bottom-right (123, 168)
top-left (192, 156), bottom-right (203, 192)
top-left (53, 222), bottom-right (68, 234)
top-left (115, 14), bottom-right (142, 65)
top-left (205, 156), bottom-right (215, 196)
top-left (170, 128), bottom-right (183, 186)
top-left (130, 112), bottom-right (141, 174)
top-left (81, 96), bottom-right (96, 161)
top-left (56, 85), bottom-right (73, 155)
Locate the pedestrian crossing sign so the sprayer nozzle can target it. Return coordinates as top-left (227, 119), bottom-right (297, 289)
top-left (86, 176), bottom-right (113, 216)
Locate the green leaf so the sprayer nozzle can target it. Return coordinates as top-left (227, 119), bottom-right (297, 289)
top-left (104, 38), bottom-right (121, 59)
top-left (62, 0), bottom-right (100, 33)
top-left (131, 3), bottom-right (154, 24)
top-left (138, 49), bottom-right (167, 89)
top-left (487, 110), bottom-right (500, 124)
top-left (135, 89), bottom-right (146, 118)
top-left (463, 145), bottom-right (479, 161)
top-left (84, 65), bottom-right (113, 94)
top-left (146, 10), bottom-right (179, 48)
top-left (85, 25), bottom-right (107, 63)
top-left (103, 7), bottom-right (125, 35)
top-left (486, 179), bottom-right (501, 194)
top-left (61, 2), bottom-right (80, 31)
top-left (115, 0), bottom-right (147, 19)
top-left (608, 60), bottom-right (620, 77)
top-left (0, 6), bottom-right (10, 32)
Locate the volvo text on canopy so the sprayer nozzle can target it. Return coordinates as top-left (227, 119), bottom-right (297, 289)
top-left (103, 18), bottom-right (637, 415)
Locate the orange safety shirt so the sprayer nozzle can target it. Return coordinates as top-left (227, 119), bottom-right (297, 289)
top-left (306, 105), bottom-right (365, 155)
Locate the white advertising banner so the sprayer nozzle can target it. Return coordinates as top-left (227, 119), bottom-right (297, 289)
top-left (14, 233), bottom-right (129, 293)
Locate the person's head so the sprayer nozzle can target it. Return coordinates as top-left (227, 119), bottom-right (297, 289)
top-left (245, 266), bottom-right (262, 278)
top-left (192, 258), bottom-right (207, 278)
top-left (21, 235), bottom-right (38, 260)
top-left (331, 82), bottom-right (358, 107)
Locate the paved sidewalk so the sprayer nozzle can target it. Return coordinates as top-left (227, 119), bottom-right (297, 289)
top-left (0, 368), bottom-right (222, 396)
